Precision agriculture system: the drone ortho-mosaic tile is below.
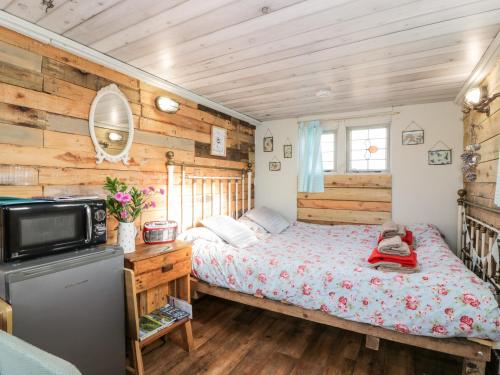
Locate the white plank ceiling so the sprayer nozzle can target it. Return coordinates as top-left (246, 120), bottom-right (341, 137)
top-left (2, 0), bottom-right (500, 120)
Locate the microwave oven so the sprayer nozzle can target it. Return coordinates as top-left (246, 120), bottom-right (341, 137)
top-left (0, 198), bottom-right (107, 262)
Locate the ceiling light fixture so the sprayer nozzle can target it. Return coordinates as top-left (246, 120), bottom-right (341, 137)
top-left (155, 96), bottom-right (180, 113)
top-left (464, 86), bottom-right (499, 116)
top-left (316, 89), bottom-right (332, 98)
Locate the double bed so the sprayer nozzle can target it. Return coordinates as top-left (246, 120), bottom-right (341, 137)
top-left (165, 152), bottom-right (500, 374)
top-left (189, 220), bottom-right (500, 342)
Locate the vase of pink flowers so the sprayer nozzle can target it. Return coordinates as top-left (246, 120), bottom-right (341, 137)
top-left (104, 177), bottom-right (164, 253)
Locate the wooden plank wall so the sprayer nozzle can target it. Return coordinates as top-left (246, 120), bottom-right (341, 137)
top-left (297, 174), bottom-right (392, 225)
top-left (463, 57), bottom-right (500, 227)
top-left (0, 26), bottom-right (255, 244)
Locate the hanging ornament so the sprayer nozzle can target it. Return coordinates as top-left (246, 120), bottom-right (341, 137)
top-left (364, 140), bottom-right (379, 161)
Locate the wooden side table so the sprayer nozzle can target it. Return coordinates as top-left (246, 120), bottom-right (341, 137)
top-left (124, 241), bottom-right (194, 375)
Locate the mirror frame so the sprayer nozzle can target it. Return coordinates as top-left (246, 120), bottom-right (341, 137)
top-left (89, 84), bottom-right (134, 165)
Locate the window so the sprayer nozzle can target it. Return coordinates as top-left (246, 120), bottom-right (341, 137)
top-left (347, 125), bottom-right (389, 172)
top-left (320, 131), bottom-right (336, 172)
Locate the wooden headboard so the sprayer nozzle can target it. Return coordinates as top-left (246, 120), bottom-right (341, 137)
top-left (166, 151), bottom-right (253, 231)
top-left (457, 189), bottom-right (500, 295)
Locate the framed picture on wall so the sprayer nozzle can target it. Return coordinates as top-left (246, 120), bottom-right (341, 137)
top-left (283, 144), bottom-right (292, 158)
top-left (402, 130), bottom-right (424, 145)
top-left (269, 161), bottom-right (281, 171)
top-left (264, 136), bottom-right (273, 152)
top-left (210, 126), bottom-right (227, 157)
top-left (263, 128), bottom-right (273, 152)
top-left (428, 149), bottom-right (452, 165)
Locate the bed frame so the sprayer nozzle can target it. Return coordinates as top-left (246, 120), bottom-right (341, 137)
top-left (166, 152), bottom-right (497, 375)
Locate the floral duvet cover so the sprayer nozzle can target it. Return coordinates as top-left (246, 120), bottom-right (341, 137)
top-left (191, 221), bottom-right (500, 340)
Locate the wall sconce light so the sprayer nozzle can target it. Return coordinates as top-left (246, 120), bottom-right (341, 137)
top-left (155, 96), bottom-right (180, 113)
top-left (108, 132), bottom-right (123, 142)
top-left (463, 85), bottom-right (500, 116)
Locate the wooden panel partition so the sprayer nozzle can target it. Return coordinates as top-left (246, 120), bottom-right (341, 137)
top-left (297, 174), bottom-right (392, 224)
top-left (463, 57), bottom-right (500, 227)
top-left (0, 26), bottom-right (255, 244)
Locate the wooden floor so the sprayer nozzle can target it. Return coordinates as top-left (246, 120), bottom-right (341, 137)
top-left (143, 295), bottom-right (462, 375)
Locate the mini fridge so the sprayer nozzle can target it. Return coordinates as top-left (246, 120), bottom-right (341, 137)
top-left (0, 245), bottom-right (125, 375)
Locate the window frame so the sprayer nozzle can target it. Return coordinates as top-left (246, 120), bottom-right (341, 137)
top-left (320, 129), bottom-right (337, 173)
top-left (346, 124), bottom-right (390, 173)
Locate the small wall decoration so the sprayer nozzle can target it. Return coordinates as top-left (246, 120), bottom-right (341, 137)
top-left (461, 123), bottom-right (482, 182)
top-left (402, 121), bottom-right (424, 145)
top-left (211, 126), bottom-right (227, 157)
top-left (269, 156), bottom-right (281, 171)
top-left (283, 139), bottom-right (292, 158)
top-left (263, 128), bottom-right (273, 152)
top-left (428, 141), bottom-right (452, 165)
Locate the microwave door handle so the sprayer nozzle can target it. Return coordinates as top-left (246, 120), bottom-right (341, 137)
top-left (85, 205), bottom-right (92, 243)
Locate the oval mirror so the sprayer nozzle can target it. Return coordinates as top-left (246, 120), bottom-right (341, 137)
top-left (89, 84), bottom-right (134, 165)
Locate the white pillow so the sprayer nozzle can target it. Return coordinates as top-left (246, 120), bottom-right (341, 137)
top-left (202, 215), bottom-right (258, 248)
top-left (238, 215), bottom-right (267, 234)
top-left (245, 207), bottom-right (290, 234)
top-left (176, 227), bottom-right (224, 243)
top-left (238, 215), bottom-right (271, 240)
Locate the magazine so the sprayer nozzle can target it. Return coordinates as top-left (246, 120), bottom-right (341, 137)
top-left (138, 303), bottom-right (191, 341)
top-left (138, 315), bottom-right (163, 340)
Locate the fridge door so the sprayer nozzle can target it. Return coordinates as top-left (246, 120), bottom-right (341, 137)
top-left (6, 248), bottom-right (125, 375)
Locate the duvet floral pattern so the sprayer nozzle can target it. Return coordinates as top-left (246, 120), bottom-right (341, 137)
top-left (191, 222), bottom-right (500, 340)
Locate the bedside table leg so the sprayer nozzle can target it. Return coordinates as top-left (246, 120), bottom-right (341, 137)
top-left (180, 320), bottom-right (194, 352)
top-left (131, 340), bottom-right (144, 375)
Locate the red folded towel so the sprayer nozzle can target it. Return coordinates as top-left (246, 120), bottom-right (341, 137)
top-left (378, 229), bottom-right (413, 246)
top-left (368, 247), bottom-right (417, 268)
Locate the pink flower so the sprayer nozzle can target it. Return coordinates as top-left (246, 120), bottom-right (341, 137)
top-left (395, 323), bottom-right (409, 334)
top-left (120, 210), bottom-right (127, 219)
top-left (302, 283), bottom-right (312, 295)
top-left (148, 186), bottom-right (155, 191)
top-left (121, 193), bottom-right (131, 203)
top-left (297, 265), bottom-right (306, 275)
top-left (246, 268), bottom-right (253, 276)
top-left (394, 275), bottom-right (405, 283)
top-left (159, 188), bottom-right (165, 195)
top-left (462, 293), bottom-right (480, 308)
top-left (370, 277), bottom-right (382, 286)
top-left (432, 325), bottom-right (448, 335)
top-left (269, 258), bottom-right (278, 266)
top-left (341, 280), bottom-right (353, 289)
top-left (460, 315), bottom-right (473, 327)
top-left (279, 271), bottom-right (289, 279)
top-left (227, 275), bottom-right (235, 285)
top-left (320, 304), bottom-right (330, 313)
top-left (444, 307), bottom-right (454, 317)
top-left (194, 256), bottom-right (202, 266)
top-left (362, 298), bottom-right (369, 306)
top-left (142, 189), bottom-right (149, 194)
top-left (225, 255), bottom-right (233, 264)
top-left (338, 296), bottom-right (347, 306)
top-left (460, 322), bottom-right (472, 331)
top-left (438, 287), bottom-right (448, 296)
top-left (325, 272), bottom-right (333, 283)
top-left (255, 289), bottom-right (263, 297)
top-left (114, 192), bottom-right (124, 201)
top-left (150, 201), bottom-right (156, 208)
top-left (258, 273), bottom-right (267, 283)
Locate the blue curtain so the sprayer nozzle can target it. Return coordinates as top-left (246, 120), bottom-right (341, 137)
top-left (298, 120), bottom-right (324, 192)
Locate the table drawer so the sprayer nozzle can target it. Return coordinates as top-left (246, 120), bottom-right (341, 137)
top-left (133, 247), bottom-right (191, 275)
top-left (135, 259), bottom-right (191, 292)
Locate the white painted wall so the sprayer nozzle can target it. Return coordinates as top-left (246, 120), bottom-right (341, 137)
top-left (255, 118), bottom-right (298, 221)
top-left (255, 101), bottom-right (463, 250)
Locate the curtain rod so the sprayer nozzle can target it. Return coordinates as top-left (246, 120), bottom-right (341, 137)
top-left (298, 110), bottom-right (400, 123)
